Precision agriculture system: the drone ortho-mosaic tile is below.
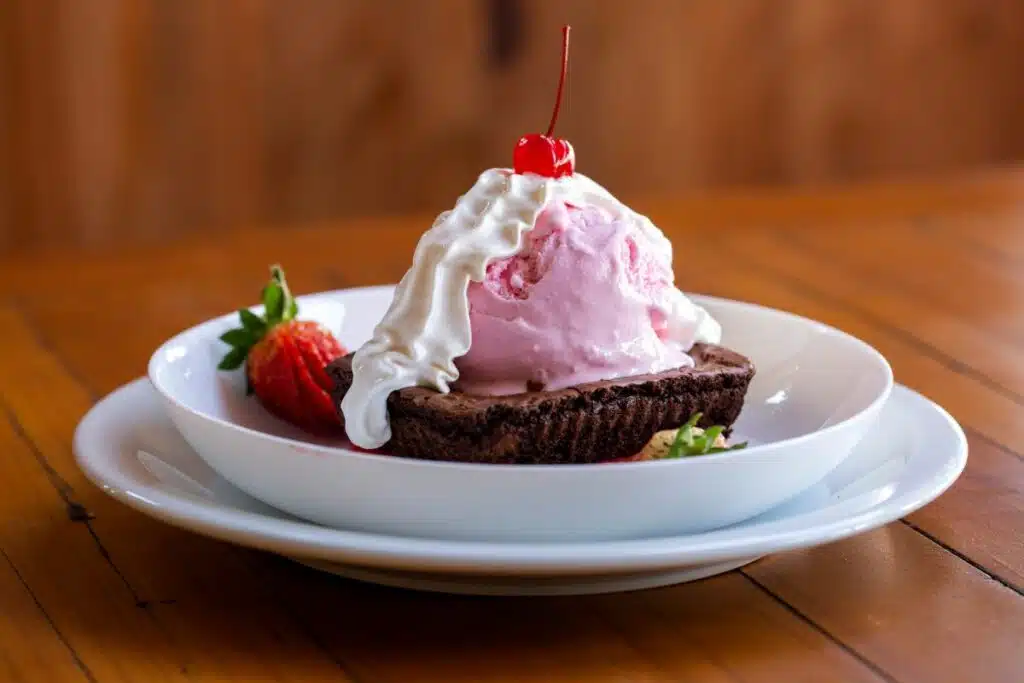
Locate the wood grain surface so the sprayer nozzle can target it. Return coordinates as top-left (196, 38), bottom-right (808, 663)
top-left (4, 0), bottom-right (1024, 251)
top-left (1, 168), bottom-right (1023, 681)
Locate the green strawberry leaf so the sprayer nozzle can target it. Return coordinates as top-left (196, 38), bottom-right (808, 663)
top-left (261, 264), bottom-right (298, 326)
top-left (219, 328), bottom-right (254, 348)
top-left (218, 264), bottom-right (299, 373)
top-left (262, 282), bottom-right (284, 324)
top-left (217, 346), bottom-right (248, 371)
top-left (238, 308), bottom-right (266, 334)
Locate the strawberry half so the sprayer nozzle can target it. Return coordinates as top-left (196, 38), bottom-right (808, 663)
top-left (218, 265), bottom-right (346, 434)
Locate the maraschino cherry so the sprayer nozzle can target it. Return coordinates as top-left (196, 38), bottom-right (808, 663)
top-left (513, 25), bottom-right (575, 178)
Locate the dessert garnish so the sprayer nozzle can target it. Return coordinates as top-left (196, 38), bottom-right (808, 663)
top-left (512, 25), bottom-right (574, 178)
top-left (611, 413), bottom-right (747, 462)
top-left (218, 265), bottom-right (346, 434)
top-left (665, 413), bottom-right (748, 458)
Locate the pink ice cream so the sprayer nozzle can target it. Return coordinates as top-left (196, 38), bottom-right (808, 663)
top-left (453, 200), bottom-right (697, 395)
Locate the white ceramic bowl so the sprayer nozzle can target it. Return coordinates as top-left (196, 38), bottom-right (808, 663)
top-left (148, 286), bottom-right (893, 542)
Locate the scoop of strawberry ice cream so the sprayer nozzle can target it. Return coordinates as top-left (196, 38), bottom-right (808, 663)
top-left (453, 200), bottom-right (718, 396)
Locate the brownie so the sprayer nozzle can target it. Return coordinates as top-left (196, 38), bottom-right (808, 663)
top-left (327, 343), bottom-right (755, 465)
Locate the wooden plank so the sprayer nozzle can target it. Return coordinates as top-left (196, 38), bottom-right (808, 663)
top-left (0, 551), bottom-right (93, 683)
top-left (746, 524), bottom-right (1024, 683)
top-left (931, 211), bottom-right (1024, 262)
top-left (723, 225), bottom-right (1024, 399)
top-left (0, 306), bottom-right (356, 682)
top-left (783, 218), bottom-right (1024, 343)
top-left (60, 0), bottom-right (143, 246)
top-left (263, 562), bottom-right (886, 683)
top-left (0, 386), bottom-right (190, 682)
top-left (189, 0), bottom-right (271, 229)
top-left (3, 165), bottom-right (1024, 295)
top-left (0, 0), bottom-right (13, 250)
top-left (592, 577), bottom-right (888, 683)
top-left (4, 1), bottom-right (1024, 251)
top-left (3, 0), bottom-right (72, 247)
top-left (907, 433), bottom-right (1024, 592)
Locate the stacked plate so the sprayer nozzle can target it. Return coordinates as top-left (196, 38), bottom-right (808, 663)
top-left (74, 287), bottom-right (967, 595)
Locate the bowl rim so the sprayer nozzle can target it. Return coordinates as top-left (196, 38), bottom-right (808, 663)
top-left (147, 285), bottom-right (894, 472)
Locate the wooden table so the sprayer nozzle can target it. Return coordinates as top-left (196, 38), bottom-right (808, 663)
top-left (2, 168), bottom-right (1023, 682)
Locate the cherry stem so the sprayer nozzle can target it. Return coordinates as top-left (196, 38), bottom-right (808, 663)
top-left (544, 25), bottom-right (571, 138)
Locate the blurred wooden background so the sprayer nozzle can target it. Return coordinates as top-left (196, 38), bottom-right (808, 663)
top-left (2, 0), bottom-right (1024, 253)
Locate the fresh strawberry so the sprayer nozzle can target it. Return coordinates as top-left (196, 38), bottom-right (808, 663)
top-left (218, 265), bottom-right (346, 434)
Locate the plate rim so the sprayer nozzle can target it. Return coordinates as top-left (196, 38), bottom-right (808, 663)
top-left (74, 378), bottom-right (967, 575)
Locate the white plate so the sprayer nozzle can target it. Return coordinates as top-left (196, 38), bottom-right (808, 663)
top-left (145, 286), bottom-right (893, 542)
top-left (74, 379), bottom-right (965, 595)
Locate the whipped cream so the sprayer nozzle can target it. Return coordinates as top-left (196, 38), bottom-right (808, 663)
top-left (341, 168), bottom-right (720, 449)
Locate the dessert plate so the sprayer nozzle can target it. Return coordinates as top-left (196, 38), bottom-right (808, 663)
top-left (74, 378), bottom-right (966, 596)
top-left (145, 286), bottom-right (893, 542)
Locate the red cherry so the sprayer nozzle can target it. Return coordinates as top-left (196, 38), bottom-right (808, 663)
top-left (513, 134), bottom-right (575, 178)
top-left (513, 26), bottom-right (575, 178)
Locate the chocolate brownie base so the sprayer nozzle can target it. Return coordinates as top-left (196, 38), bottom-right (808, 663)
top-left (327, 343), bottom-right (755, 465)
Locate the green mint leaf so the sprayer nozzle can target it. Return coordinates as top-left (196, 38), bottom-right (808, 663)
top-left (702, 425), bottom-right (725, 453)
top-left (681, 425), bottom-right (696, 449)
top-left (217, 346), bottom-right (247, 371)
top-left (667, 412), bottom-right (702, 459)
top-left (706, 441), bottom-right (748, 454)
top-left (219, 328), bottom-right (253, 348)
top-left (666, 425), bottom-right (688, 459)
top-left (663, 412), bottom-right (743, 459)
top-left (285, 296), bottom-right (299, 320)
top-left (238, 308), bottom-right (266, 335)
